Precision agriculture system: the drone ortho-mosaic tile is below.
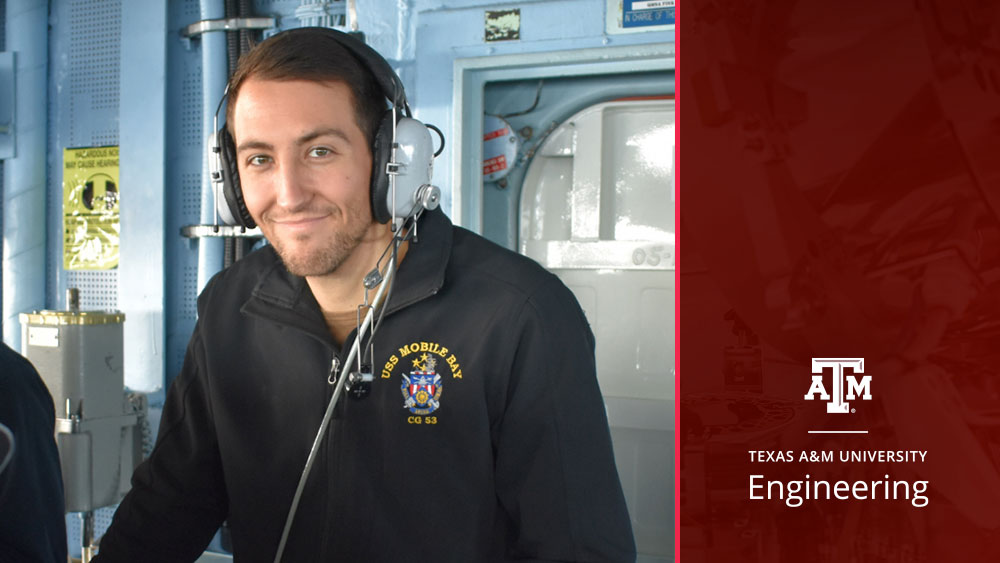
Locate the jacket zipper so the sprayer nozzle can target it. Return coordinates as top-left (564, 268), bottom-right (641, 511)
top-left (320, 348), bottom-right (348, 559)
top-left (327, 356), bottom-right (341, 385)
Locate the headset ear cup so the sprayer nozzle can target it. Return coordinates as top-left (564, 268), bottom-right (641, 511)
top-left (370, 110), bottom-right (395, 224)
top-left (219, 127), bottom-right (257, 228)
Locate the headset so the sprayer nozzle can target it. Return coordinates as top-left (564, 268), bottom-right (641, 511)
top-left (209, 27), bottom-right (443, 231)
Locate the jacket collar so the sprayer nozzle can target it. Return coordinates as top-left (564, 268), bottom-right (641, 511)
top-left (241, 208), bottom-right (453, 343)
top-left (386, 207), bottom-right (451, 313)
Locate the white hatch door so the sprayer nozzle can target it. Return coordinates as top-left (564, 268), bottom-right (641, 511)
top-left (519, 98), bottom-right (674, 560)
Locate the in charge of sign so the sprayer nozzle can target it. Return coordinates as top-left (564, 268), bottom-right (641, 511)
top-left (623, 0), bottom-right (675, 28)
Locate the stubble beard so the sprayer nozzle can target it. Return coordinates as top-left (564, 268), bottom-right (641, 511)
top-left (265, 206), bottom-right (371, 277)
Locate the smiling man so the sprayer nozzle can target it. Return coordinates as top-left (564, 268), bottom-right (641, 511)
top-left (234, 78), bottom-right (398, 328)
top-left (95, 28), bottom-right (635, 562)
top-left (235, 79), bottom-right (376, 275)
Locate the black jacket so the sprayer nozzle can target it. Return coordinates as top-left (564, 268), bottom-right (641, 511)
top-left (0, 343), bottom-right (67, 563)
top-left (97, 209), bottom-right (635, 562)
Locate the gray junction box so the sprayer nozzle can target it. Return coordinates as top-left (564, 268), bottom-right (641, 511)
top-left (19, 308), bottom-right (146, 513)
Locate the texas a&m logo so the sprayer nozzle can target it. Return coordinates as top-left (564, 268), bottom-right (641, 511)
top-left (804, 358), bottom-right (871, 413)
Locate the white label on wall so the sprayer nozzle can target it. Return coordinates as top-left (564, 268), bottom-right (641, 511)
top-left (27, 326), bottom-right (60, 348)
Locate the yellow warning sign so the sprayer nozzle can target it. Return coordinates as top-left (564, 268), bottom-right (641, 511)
top-left (63, 146), bottom-right (120, 270)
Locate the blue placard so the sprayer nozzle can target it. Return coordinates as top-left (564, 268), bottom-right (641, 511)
top-left (623, 0), bottom-right (674, 28)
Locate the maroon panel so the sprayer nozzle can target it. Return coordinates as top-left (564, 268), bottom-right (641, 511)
top-left (678, 1), bottom-right (1000, 561)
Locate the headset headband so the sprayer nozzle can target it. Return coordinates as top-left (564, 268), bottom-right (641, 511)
top-left (321, 29), bottom-right (411, 116)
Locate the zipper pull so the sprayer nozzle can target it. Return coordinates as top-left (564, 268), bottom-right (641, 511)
top-left (327, 357), bottom-right (341, 385)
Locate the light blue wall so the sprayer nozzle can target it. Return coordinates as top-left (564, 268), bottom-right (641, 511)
top-left (358, 0), bottom-right (673, 224)
top-left (2, 0), bottom-right (48, 350)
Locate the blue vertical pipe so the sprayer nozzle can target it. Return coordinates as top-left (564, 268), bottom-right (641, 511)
top-left (2, 0), bottom-right (47, 351)
top-left (197, 0), bottom-right (226, 292)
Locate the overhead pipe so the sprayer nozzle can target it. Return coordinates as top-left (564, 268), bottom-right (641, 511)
top-left (2, 0), bottom-right (48, 351)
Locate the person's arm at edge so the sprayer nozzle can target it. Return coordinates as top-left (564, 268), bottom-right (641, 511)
top-left (492, 275), bottom-right (637, 562)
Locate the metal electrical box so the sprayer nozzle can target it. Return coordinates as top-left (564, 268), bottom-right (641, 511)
top-left (19, 306), bottom-right (145, 513)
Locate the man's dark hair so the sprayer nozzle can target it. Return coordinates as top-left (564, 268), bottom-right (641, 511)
top-left (225, 28), bottom-right (386, 147)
